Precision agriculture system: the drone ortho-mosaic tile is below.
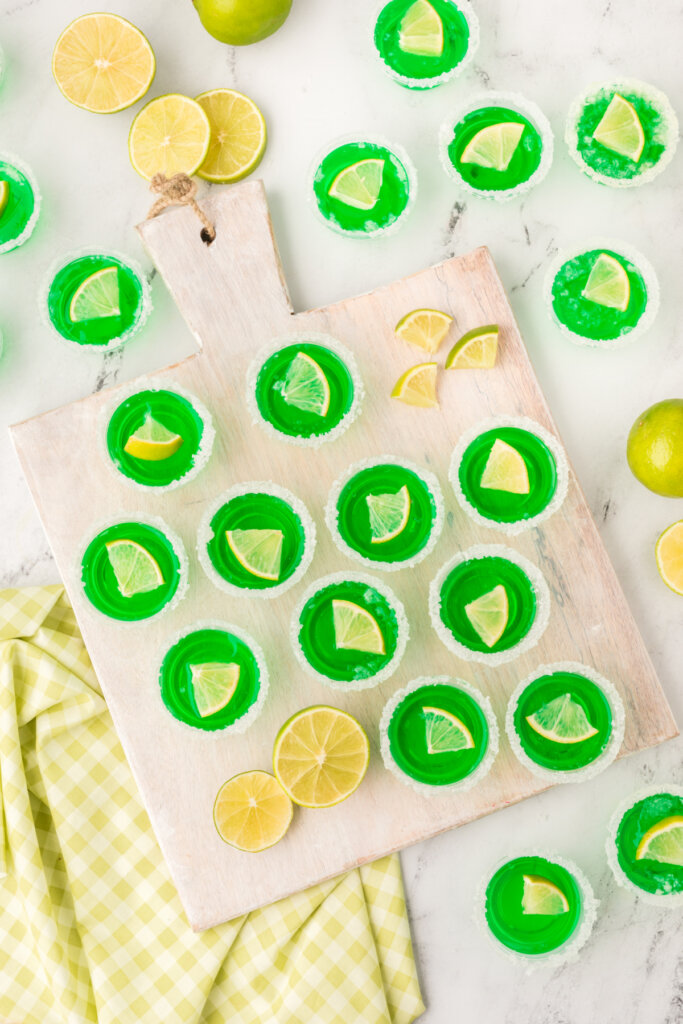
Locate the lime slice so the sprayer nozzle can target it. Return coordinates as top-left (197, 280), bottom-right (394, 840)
top-left (422, 706), bottom-right (474, 754)
top-left (226, 529), bottom-right (283, 581)
top-left (69, 267), bottom-right (121, 323)
top-left (129, 93), bottom-right (211, 180)
top-left (196, 88), bottom-right (267, 184)
top-left (522, 875), bottom-right (570, 916)
top-left (525, 693), bottom-right (599, 744)
top-left (328, 158), bottom-right (385, 210)
top-left (581, 253), bottom-right (630, 311)
top-left (273, 705), bottom-right (370, 808)
top-left (635, 815), bottom-right (683, 866)
top-left (460, 122), bottom-right (525, 171)
top-left (391, 362), bottom-right (439, 408)
top-left (398, 0), bottom-right (444, 56)
top-left (123, 414), bottom-right (184, 461)
top-left (332, 599), bottom-right (386, 654)
top-left (105, 539), bottom-right (164, 597)
top-left (445, 325), bottom-right (499, 369)
top-left (655, 520), bottom-right (683, 596)
top-left (366, 485), bottom-right (411, 544)
top-left (0, 180), bottom-right (9, 219)
top-left (282, 352), bottom-right (331, 416)
top-left (395, 308), bottom-right (453, 354)
top-left (480, 438), bottom-right (530, 494)
top-left (465, 584), bottom-right (508, 648)
top-left (190, 662), bottom-right (240, 718)
top-left (593, 93), bottom-right (645, 162)
top-left (213, 770), bottom-right (293, 852)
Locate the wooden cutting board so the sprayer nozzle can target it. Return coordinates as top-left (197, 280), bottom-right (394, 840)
top-left (11, 182), bottom-right (677, 931)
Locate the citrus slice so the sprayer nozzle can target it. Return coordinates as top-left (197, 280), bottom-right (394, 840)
top-left (196, 88), bottom-right (267, 184)
top-left (592, 93), bottom-right (645, 162)
top-left (282, 352), bottom-right (331, 416)
top-left (0, 180), bottom-right (9, 219)
top-left (398, 0), bottom-right (444, 56)
top-left (366, 485), bottom-right (411, 544)
top-left (391, 362), bottom-right (438, 408)
top-left (395, 308), bottom-right (453, 354)
top-left (464, 584), bottom-right (508, 648)
top-left (273, 705), bottom-right (370, 808)
top-left (52, 13), bottom-right (155, 114)
top-left (480, 438), bottom-right (530, 494)
top-left (128, 93), bottom-right (211, 180)
top-left (655, 520), bottom-right (683, 596)
top-left (226, 529), bottom-right (283, 581)
top-left (69, 267), bottom-right (121, 322)
top-left (328, 158), bottom-right (385, 210)
top-left (213, 770), bottom-right (293, 852)
top-left (332, 599), bottom-right (385, 654)
top-left (423, 706), bottom-right (474, 755)
top-left (522, 875), bottom-right (570, 916)
top-left (190, 662), bottom-right (240, 718)
top-left (525, 693), bottom-right (599, 744)
top-left (460, 122), bottom-right (525, 171)
top-left (635, 816), bottom-right (683, 866)
top-left (105, 539), bottom-right (164, 597)
top-left (123, 414), bottom-right (184, 461)
top-left (445, 324), bottom-right (499, 369)
top-left (582, 253), bottom-right (630, 311)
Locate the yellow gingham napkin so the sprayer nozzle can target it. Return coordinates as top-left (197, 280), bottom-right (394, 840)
top-left (0, 585), bottom-right (424, 1024)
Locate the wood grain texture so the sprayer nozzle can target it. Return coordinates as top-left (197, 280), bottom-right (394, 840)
top-left (11, 182), bottom-right (677, 931)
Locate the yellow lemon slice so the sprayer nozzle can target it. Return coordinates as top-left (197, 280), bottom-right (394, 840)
top-left (395, 308), bottom-right (453, 353)
top-left (105, 539), bottom-right (164, 597)
top-left (423, 706), bottom-right (474, 754)
top-left (635, 815), bottom-right (683, 866)
top-left (480, 438), bottom-right (530, 494)
top-left (366, 485), bottom-right (411, 544)
top-left (522, 875), bottom-right (570, 915)
top-left (226, 529), bottom-right (284, 581)
top-left (213, 770), bottom-right (293, 852)
top-left (391, 362), bottom-right (439, 408)
top-left (398, 0), bottom-right (444, 56)
top-left (464, 584), bottom-right (508, 648)
top-left (190, 662), bottom-right (240, 718)
top-left (655, 520), bottom-right (683, 596)
top-left (582, 253), bottom-right (630, 311)
top-left (593, 94), bottom-right (645, 162)
top-left (196, 88), bottom-right (267, 183)
top-left (128, 93), bottom-right (211, 180)
top-left (525, 693), bottom-right (599, 744)
top-left (123, 414), bottom-right (184, 461)
top-left (328, 158), bottom-right (385, 210)
top-left (460, 123), bottom-right (525, 171)
top-left (332, 599), bottom-right (385, 654)
top-left (445, 324), bottom-right (499, 369)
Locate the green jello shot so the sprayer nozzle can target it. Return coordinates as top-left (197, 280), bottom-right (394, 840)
top-left (0, 154), bottom-right (41, 254)
top-left (607, 786), bottom-right (683, 905)
top-left (373, 0), bottom-right (479, 90)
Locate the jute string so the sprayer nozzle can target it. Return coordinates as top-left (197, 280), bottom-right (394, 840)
top-left (146, 173), bottom-right (216, 241)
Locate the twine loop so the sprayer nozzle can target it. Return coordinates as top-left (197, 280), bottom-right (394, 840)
top-left (146, 172), bottom-right (216, 242)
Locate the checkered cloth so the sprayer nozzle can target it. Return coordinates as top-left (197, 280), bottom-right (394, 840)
top-left (0, 586), bottom-right (424, 1024)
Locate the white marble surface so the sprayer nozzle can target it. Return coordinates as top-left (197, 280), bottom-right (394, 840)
top-left (1, 0), bottom-right (681, 1020)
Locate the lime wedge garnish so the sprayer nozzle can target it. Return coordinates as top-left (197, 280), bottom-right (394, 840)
top-left (0, 180), bottom-right (9, 219)
top-left (332, 599), bottom-right (385, 654)
top-left (282, 352), bottom-right (331, 416)
top-left (366, 485), bottom-right (411, 544)
top-left (69, 266), bottom-right (121, 322)
top-left (522, 875), bottom-right (570, 916)
top-left (328, 158), bottom-right (385, 210)
top-left (398, 0), bottom-right (444, 56)
top-left (423, 706), bottom-right (474, 754)
top-left (464, 584), bottom-right (508, 648)
top-left (395, 308), bottom-right (453, 353)
top-left (460, 122), bottom-right (525, 171)
top-left (190, 662), bottom-right (240, 718)
top-left (480, 438), bottom-right (530, 494)
top-left (635, 815), bottom-right (683, 866)
top-left (525, 693), bottom-right (599, 744)
top-left (391, 362), bottom-right (439, 407)
top-left (581, 253), bottom-right (630, 311)
top-left (123, 414), bottom-right (184, 462)
top-left (105, 539), bottom-right (164, 597)
top-left (592, 93), bottom-right (645, 162)
top-left (655, 520), bottom-right (683, 596)
top-left (445, 325), bottom-right (499, 369)
top-left (226, 528), bottom-right (283, 581)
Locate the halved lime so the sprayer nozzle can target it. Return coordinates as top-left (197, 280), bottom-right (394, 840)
top-left (190, 662), bottom-right (240, 718)
top-left (655, 520), bottom-right (683, 596)
top-left (391, 362), bottom-right (439, 408)
top-left (105, 539), bottom-right (164, 597)
top-left (398, 0), bottom-right (444, 56)
top-left (464, 584), bottom-right (508, 648)
top-left (581, 253), bottom-right (630, 311)
top-left (366, 485), bottom-right (411, 544)
top-left (423, 706), bottom-right (474, 755)
top-left (123, 414), bottom-right (184, 462)
top-left (282, 352), bottom-right (331, 416)
top-left (525, 693), bottom-right (599, 744)
top-left (69, 267), bottom-right (121, 322)
top-left (226, 528), bottom-right (283, 581)
top-left (593, 93), bottom-right (645, 162)
top-left (522, 875), bottom-right (570, 916)
top-left (332, 599), bottom-right (385, 654)
top-left (196, 88), bottom-right (267, 184)
top-left (213, 770), bottom-right (293, 852)
top-left (445, 325), bottom-right (498, 369)
top-left (395, 308), bottom-right (453, 354)
top-left (0, 180), bottom-right (9, 219)
top-left (328, 158), bottom-right (385, 210)
top-left (480, 438), bottom-right (530, 494)
top-left (635, 815), bottom-right (683, 866)
top-left (460, 122), bottom-right (525, 171)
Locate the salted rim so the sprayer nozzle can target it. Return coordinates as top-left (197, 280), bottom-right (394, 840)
top-left (543, 238), bottom-right (660, 348)
top-left (98, 376), bottom-right (216, 492)
top-left (156, 618), bottom-right (269, 736)
top-left (379, 675), bottom-right (499, 795)
top-left (197, 480), bottom-right (317, 601)
top-left (605, 784), bottom-right (683, 907)
top-left (307, 132), bottom-right (418, 238)
top-left (505, 661), bottom-right (625, 784)
top-left (371, 0), bottom-right (480, 90)
top-left (290, 569), bottom-right (409, 691)
top-left (0, 151), bottom-right (42, 255)
top-left (325, 454), bottom-right (445, 572)
top-left (246, 331), bottom-right (365, 449)
top-left (75, 512), bottom-right (189, 625)
top-left (429, 543), bottom-right (551, 666)
top-left (438, 91), bottom-right (554, 201)
top-left (473, 849), bottom-right (599, 969)
top-left (565, 78), bottom-right (679, 189)
top-left (39, 246), bottom-right (153, 352)
top-left (449, 415), bottom-right (569, 536)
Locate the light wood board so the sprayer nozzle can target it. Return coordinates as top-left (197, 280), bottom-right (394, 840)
top-left (12, 182), bottom-right (677, 931)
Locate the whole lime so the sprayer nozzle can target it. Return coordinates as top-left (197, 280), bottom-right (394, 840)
top-left (193, 0), bottom-right (292, 46)
top-left (626, 399), bottom-right (683, 497)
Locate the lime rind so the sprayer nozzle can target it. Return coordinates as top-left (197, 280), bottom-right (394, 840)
top-left (606, 785), bottom-right (683, 906)
top-left (0, 152), bottom-right (41, 255)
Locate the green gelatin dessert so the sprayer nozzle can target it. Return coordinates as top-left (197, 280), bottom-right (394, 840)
top-left (380, 677), bottom-right (498, 793)
top-left (0, 155), bottom-right (41, 254)
top-left (441, 93), bottom-right (553, 199)
top-left (566, 79), bottom-right (678, 188)
top-left (159, 622), bottom-right (267, 733)
top-left (293, 572), bottom-right (408, 689)
top-left (373, 0), bottom-right (479, 90)
top-left (105, 383), bottom-right (214, 489)
top-left (607, 786), bottom-right (683, 904)
top-left (44, 250), bottom-right (151, 349)
top-left (326, 456), bottom-right (444, 570)
top-left (311, 138), bottom-right (416, 237)
top-left (80, 518), bottom-right (187, 621)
